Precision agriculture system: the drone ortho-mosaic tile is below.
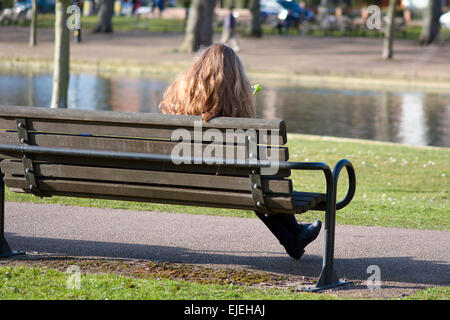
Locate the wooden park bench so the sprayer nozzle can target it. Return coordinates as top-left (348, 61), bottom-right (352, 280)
top-left (0, 105), bottom-right (356, 291)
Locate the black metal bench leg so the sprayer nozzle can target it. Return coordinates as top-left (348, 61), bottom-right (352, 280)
top-left (304, 203), bottom-right (350, 291)
top-left (0, 169), bottom-right (25, 258)
top-left (302, 169), bottom-right (350, 292)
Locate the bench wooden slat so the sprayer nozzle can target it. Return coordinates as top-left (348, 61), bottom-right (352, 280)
top-left (293, 192), bottom-right (326, 213)
top-left (0, 151), bottom-right (291, 178)
top-left (0, 106), bottom-right (287, 145)
top-left (0, 156), bottom-right (291, 178)
top-left (10, 187), bottom-right (298, 213)
top-left (0, 105), bottom-right (286, 132)
top-left (1, 161), bottom-right (293, 194)
top-left (8, 187), bottom-right (261, 211)
top-left (0, 131), bottom-right (289, 162)
top-left (4, 176), bottom-right (296, 212)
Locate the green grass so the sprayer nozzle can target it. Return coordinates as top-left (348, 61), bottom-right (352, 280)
top-left (0, 266), bottom-right (336, 300)
top-left (5, 135), bottom-right (449, 231)
top-left (1, 266), bottom-right (447, 300)
top-left (20, 13), bottom-right (186, 32)
top-left (403, 286), bottom-right (450, 300)
top-left (290, 25), bottom-right (450, 41)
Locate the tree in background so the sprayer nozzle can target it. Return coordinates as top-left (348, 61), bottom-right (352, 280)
top-left (29, 0), bottom-right (37, 47)
top-left (180, 0), bottom-right (216, 52)
top-left (179, 0), bottom-right (191, 31)
top-left (419, 0), bottom-right (442, 45)
top-left (93, 0), bottom-right (114, 33)
top-left (382, 0), bottom-right (396, 60)
top-left (50, 0), bottom-right (71, 108)
top-left (246, 0), bottom-right (262, 37)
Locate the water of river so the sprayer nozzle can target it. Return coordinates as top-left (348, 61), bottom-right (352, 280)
top-left (1, 71), bottom-right (449, 147)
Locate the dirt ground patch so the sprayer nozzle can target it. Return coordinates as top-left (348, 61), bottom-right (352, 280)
top-left (0, 252), bottom-right (431, 299)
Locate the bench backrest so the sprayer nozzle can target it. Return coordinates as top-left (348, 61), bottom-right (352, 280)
top-left (0, 105), bottom-right (296, 213)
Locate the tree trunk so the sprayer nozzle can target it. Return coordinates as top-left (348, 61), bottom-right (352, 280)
top-left (419, 0), bottom-right (441, 45)
top-left (247, 0), bottom-right (262, 37)
top-left (29, 0), bottom-right (37, 47)
top-left (182, 0), bottom-right (190, 31)
top-left (93, 0), bottom-right (114, 33)
top-left (382, 0), bottom-right (396, 60)
top-left (50, 0), bottom-right (71, 109)
top-left (179, 0), bottom-right (216, 53)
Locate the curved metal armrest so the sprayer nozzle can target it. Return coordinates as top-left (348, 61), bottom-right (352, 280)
top-left (284, 161), bottom-right (333, 182)
top-left (333, 159), bottom-right (356, 210)
top-left (282, 161), bottom-right (331, 172)
top-left (285, 161), bottom-right (335, 204)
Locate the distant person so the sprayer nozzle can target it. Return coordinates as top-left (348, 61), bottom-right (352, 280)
top-left (299, 2), bottom-right (307, 24)
top-left (132, 0), bottom-right (138, 14)
top-left (277, 9), bottom-right (296, 35)
top-left (152, 0), bottom-right (164, 17)
top-left (159, 43), bottom-right (322, 260)
top-left (284, 9), bottom-right (296, 34)
top-left (220, 6), bottom-right (240, 52)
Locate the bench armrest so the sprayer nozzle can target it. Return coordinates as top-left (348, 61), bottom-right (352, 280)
top-left (287, 159), bottom-right (356, 211)
top-left (333, 159), bottom-right (356, 210)
top-left (285, 161), bottom-right (334, 208)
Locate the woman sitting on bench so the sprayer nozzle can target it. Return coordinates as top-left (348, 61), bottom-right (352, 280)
top-left (159, 43), bottom-right (321, 260)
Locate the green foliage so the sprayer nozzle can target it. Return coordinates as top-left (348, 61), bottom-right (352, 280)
top-left (2, 0), bottom-right (15, 9)
top-left (175, 0), bottom-right (191, 8)
top-left (348, 0), bottom-right (383, 6)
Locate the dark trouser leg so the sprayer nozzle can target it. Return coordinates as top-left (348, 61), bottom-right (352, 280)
top-left (253, 211), bottom-right (296, 247)
top-left (0, 169), bottom-right (5, 254)
top-left (0, 169), bottom-right (24, 258)
top-left (272, 213), bottom-right (300, 234)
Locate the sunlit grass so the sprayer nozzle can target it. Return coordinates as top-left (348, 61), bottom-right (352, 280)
top-left (400, 286), bottom-right (449, 300)
top-left (1, 266), bottom-right (447, 300)
top-left (0, 266), bottom-right (336, 300)
top-left (32, 14), bottom-right (185, 32)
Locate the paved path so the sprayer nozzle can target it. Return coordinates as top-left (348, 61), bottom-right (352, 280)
top-left (3, 202), bottom-right (449, 294)
top-left (1, 27), bottom-right (450, 86)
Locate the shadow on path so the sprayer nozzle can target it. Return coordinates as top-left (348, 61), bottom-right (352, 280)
top-left (5, 232), bottom-right (449, 286)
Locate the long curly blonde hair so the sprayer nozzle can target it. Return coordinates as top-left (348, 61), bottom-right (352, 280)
top-left (159, 43), bottom-right (255, 121)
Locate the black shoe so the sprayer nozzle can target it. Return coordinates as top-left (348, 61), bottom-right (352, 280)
top-left (283, 240), bottom-right (306, 260)
top-left (299, 222), bottom-right (311, 230)
top-left (286, 220), bottom-right (322, 260)
top-left (299, 220), bottom-right (322, 243)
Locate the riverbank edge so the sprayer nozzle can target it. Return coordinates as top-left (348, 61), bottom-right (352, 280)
top-left (288, 133), bottom-right (449, 151)
top-left (2, 56), bottom-right (450, 93)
